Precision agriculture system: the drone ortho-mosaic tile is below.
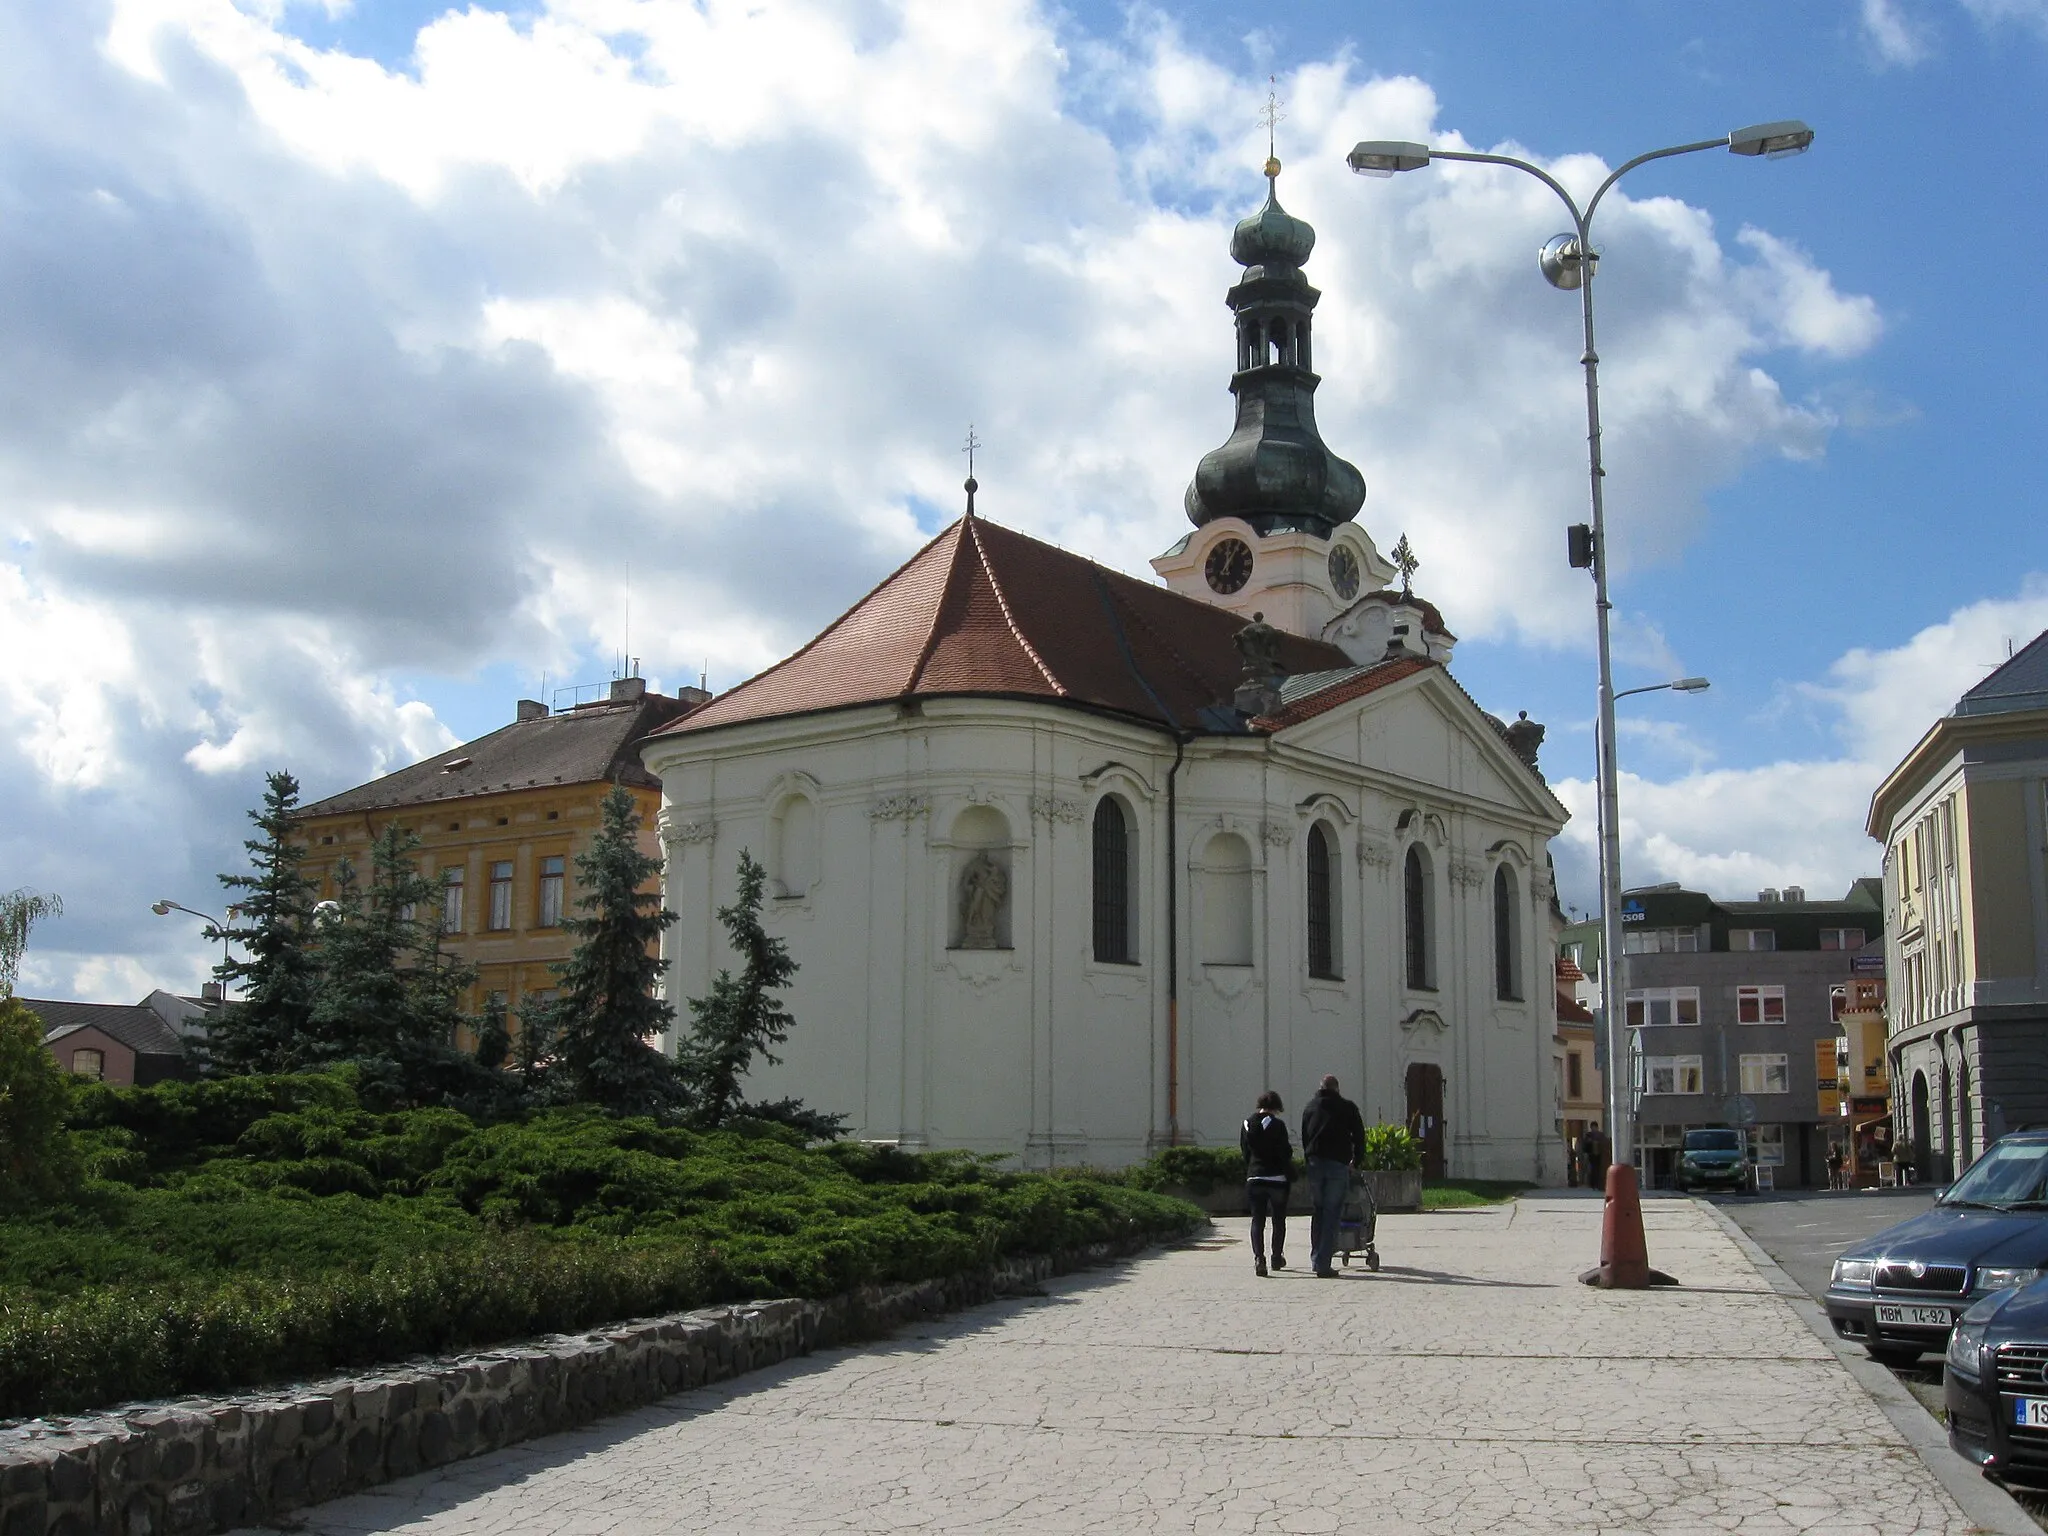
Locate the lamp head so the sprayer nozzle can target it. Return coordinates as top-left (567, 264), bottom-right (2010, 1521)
top-left (1347, 140), bottom-right (1431, 178)
top-left (1538, 234), bottom-right (1593, 291)
top-left (1672, 677), bottom-right (1711, 693)
top-left (1728, 120), bottom-right (1814, 159)
top-left (151, 900), bottom-right (173, 916)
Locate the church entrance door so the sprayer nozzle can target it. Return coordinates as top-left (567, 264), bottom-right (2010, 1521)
top-left (1406, 1062), bottom-right (1446, 1179)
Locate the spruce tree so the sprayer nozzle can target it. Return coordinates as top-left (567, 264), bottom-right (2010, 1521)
top-left (304, 823), bottom-right (481, 1104)
top-left (678, 849), bottom-right (798, 1129)
top-left (537, 786), bottom-right (684, 1118)
top-left (209, 772), bottom-right (319, 1074)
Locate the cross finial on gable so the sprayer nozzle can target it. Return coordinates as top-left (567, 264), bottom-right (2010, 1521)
top-left (1391, 533), bottom-right (1420, 597)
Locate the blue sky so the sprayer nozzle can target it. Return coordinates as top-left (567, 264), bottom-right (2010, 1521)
top-left (4, 0), bottom-right (2045, 993)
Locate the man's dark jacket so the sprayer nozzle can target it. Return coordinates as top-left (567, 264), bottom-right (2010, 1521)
top-left (1300, 1088), bottom-right (1366, 1164)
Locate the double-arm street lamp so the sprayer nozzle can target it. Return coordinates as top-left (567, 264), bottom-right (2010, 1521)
top-left (151, 899), bottom-right (236, 997)
top-left (1347, 123), bottom-right (1811, 1182)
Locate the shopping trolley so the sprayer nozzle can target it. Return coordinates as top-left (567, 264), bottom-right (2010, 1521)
top-left (1336, 1169), bottom-right (1379, 1271)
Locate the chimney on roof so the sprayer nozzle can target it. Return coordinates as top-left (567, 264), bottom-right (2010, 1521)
top-left (517, 699), bottom-right (546, 722)
top-left (609, 676), bottom-right (647, 704)
top-left (1784, 884), bottom-right (1805, 904)
top-left (200, 981), bottom-right (224, 1004)
top-left (1758, 888), bottom-right (1780, 904)
top-left (676, 685), bottom-right (711, 708)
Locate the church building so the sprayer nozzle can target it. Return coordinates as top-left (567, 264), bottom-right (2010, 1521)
top-left (641, 162), bottom-right (1570, 1179)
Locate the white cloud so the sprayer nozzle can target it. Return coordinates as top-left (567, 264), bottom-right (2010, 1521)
top-left (1861, 0), bottom-right (1935, 65)
top-left (2, 0), bottom-right (1893, 995)
top-left (1551, 581), bottom-right (2048, 907)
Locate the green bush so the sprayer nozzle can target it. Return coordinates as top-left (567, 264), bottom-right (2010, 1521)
top-left (1123, 1145), bottom-right (1244, 1194)
top-left (0, 997), bottom-right (77, 1206)
top-left (0, 1075), bottom-right (1202, 1419)
top-left (1359, 1124), bottom-right (1423, 1171)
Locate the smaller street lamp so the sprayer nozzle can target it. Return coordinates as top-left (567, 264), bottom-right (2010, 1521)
top-left (152, 899), bottom-right (237, 999)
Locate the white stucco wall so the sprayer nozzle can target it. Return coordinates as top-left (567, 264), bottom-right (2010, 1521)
top-left (642, 673), bottom-right (1568, 1182)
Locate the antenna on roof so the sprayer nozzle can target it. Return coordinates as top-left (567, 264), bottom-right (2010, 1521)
top-left (962, 424), bottom-right (981, 517)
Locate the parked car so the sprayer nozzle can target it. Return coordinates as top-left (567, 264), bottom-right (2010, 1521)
top-left (1670, 1127), bottom-right (1754, 1195)
top-left (1826, 1130), bottom-right (2048, 1367)
top-left (1945, 1274), bottom-right (2048, 1484)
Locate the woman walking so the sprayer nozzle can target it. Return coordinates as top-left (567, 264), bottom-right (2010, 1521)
top-left (1241, 1089), bottom-right (1293, 1277)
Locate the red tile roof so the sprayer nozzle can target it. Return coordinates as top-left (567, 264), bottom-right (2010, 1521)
top-left (1248, 656), bottom-right (1435, 731)
top-left (1556, 992), bottom-right (1596, 1025)
top-left (657, 515), bottom-right (1359, 738)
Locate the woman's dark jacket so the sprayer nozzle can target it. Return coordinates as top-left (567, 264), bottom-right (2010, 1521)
top-left (1241, 1111), bottom-right (1293, 1183)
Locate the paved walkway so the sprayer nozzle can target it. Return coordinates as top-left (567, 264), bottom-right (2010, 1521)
top-left (267, 1196), bottom-right (1989, 1535)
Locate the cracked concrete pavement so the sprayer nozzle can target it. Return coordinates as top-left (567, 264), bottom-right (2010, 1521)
top-left (261, 1195), bottom-right (1996, 1534)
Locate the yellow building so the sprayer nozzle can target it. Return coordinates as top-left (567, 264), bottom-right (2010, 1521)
top-left (295, 678), bottom-right (702, 1039)
top-left (1867, 628), bottom-right (2048, 1181)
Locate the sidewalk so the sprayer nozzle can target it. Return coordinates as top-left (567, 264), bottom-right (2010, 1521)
top-left (268, 1195), bottom-right (2005, 1535)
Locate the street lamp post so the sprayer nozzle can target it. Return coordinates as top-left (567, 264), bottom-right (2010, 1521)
top-left (1347, 123), bottom-right (1810, 1182)
top-left (151, 900), bottom-right (236, 997)
top-left (1599, 677), bottom-right (1711, 1152)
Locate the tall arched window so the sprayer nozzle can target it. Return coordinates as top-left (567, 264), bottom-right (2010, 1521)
top-left (1404, 844), bottom-right (1434, 991)
top-left (1493, 864), bottom-right (1522, 1001)
top-left (1306, 823), bottom-right (1338, 979)
top-left (1092, 797), bottom-right (1133, 964)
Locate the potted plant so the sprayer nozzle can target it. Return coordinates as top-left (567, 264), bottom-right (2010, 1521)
top-left (1358, 1124), bottom-right (1424, 1212)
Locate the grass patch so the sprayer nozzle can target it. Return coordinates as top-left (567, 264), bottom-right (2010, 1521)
top-left (1, 1076), bottom-right (1202, 1421)
top-left (1422, 1180), bottom-right (1532, 1210)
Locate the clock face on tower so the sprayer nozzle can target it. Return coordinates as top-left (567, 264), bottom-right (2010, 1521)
top-left (1205, 537), bottom-right (1253, 594)
top-left (1328, 545), bottom-right (1360, 601)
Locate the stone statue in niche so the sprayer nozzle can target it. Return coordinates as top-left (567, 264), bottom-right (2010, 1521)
top-left (1504, 711), bottom-right (1545, 779)
top-left (958, 851), bottom-right (1010, 949)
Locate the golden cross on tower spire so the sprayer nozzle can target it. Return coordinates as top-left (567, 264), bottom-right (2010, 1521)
top-left (1260, 77), bottom-right (1285, 179)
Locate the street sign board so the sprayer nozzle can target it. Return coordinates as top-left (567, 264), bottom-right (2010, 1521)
top-left (1852, 953), bottom-right (1886, 975)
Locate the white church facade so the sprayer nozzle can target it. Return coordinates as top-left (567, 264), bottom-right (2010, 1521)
top-left (642, 164), bottom-right (1571, 1181)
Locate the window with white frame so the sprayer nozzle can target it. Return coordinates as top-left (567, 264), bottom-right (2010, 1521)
top-left (1625, 987), bottom-right (1700, 1028)
top-left (1739, 1054), bottom-right (1790, 1095)
top-left (1750, 1124), bottom-right (1786, 1166)
top-left (537, 855), bottom-right (566, 928)
top-left (1623, 925), bottom-right (1700, 955)
top-left (441, 866), bottom-right (465, 935)
top-left (1644, 1056), bottom-right (1704, 1095)
top-left (1820, 927), bottom-right (1866, 951)
top-left (1730, 928), bottom-right (1777, 951)
top-left (488, 861), bottom-right (514, 931)
top-left (1737, 985), bottom-right (1786, 1024)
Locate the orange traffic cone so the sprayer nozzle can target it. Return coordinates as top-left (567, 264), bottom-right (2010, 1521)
top-left (1578, 1164), bottom-right (1678, 1288)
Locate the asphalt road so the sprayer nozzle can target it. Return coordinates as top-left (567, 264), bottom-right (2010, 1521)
top-left (1714, 1185), bottom-right (1938, 1303)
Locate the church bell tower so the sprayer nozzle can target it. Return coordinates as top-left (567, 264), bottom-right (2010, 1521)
top-left (1154, 152), bottom-right (1393, 637)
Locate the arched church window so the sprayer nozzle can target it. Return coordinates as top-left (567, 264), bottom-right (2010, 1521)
top-left (1493, 864), bottom-right (1522, 1001)
top-left (1202, 832), bottom-right (1255, 966)
top-left (1306, 823), bottom-right (1339, 980)
top-left (1092, 797), bottom-right (1134, 964)
top-left (771, 794), bottom-right (819, 898)
top-left (1404, 844), bottom-right (1435, 991)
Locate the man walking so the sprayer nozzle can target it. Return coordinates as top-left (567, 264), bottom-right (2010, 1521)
top-left (1300, 1074), bottom-right (1366, 1278)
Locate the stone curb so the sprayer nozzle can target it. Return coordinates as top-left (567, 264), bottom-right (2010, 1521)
top-left (0, 1231), bottom-right (1182, 1536)
top-left (1698, 1197), bottom-right (2038, 1536)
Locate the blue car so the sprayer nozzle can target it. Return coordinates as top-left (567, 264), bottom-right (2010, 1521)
top-left (1825, 1131), bottom-right (2048, 1367)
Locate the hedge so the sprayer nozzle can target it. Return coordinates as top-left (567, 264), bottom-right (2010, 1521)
top-left (0, 1081), bottom-right (1201, 1421)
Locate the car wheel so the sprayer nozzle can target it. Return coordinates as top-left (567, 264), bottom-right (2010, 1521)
top-left (1866, 1344), bottom-right (1923, 1368)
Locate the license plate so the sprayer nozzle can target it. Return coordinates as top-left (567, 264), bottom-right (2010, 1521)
top-left (2016, 1398), bottom-right (2048, 1428)
top-left (1875, 1303), bottom-right (1953, 1328)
